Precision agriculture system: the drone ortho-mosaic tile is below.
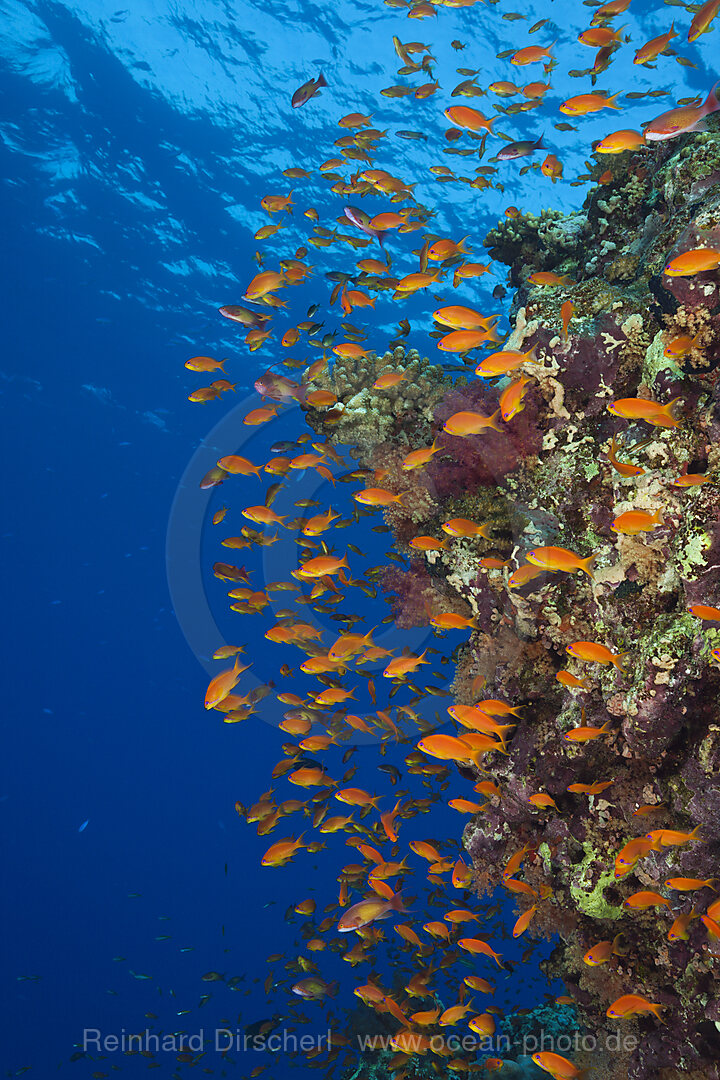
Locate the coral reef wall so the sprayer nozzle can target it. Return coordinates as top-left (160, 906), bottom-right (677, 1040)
top-left (306, 126), bottom-right (720, 1080)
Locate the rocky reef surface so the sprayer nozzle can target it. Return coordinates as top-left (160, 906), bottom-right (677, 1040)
top-left (308, 123), bottom-right (720, 1080)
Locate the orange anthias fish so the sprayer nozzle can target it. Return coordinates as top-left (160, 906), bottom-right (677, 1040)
top-left (644, 82), bottom-right (720, 140)
top-left (664, 248), bottom-right (720, 277)
top-left (557, 670), bottom-right (590, 690)
top-left (606, 995), bottom-right (665, 1021)
top-left (526, 545), bottom-right (595, 578)
top-left (442, 518), bottom-right (492, 539)
top-left (443, 410), bottom-right (502, 436)
top-left (402, 441), bottom-right (442, 471)
top-left (624, 890), bottom-right (670, 910)
top-left (611, 509), bottom-right (663, 535)
top-left (583, 935), bottom-right (628, 966)
top-left (564, 720), bottom-right (613, 743)
top-left (297, 554), bottom-right (349, 578)
top-left (337, 890), bottom-right (407, 932)
top-left (532, 1050), bottom-right (584, 1078)
top-left (205, 654), bottom-right (249, 710)
top-left (668, 910), bottom-right (699, 941)
top-left (634, 23), bottom-right (677, 64)
top-left (606, 435), bottom-right (647, 477)
top-left (457, 937), bottom-right (504, 967)
top-left (560, 92), bottom-right (621, 115)
top-left (608, 397), bottom-right (681, 427)
top-left (443, 105), bottom-right (494, 132)
top-left (475, 346), bottom-right (537, 377)
top-left (665, 877), bottom-right (716, 891)
top-left (541, 154), bottom-right (563, 181)
top-left (528, 272), bottom-right (573, 286)
top-left (614, 836), bottom-right (659, 878)
top-left (373, 371), bottom-right (405, 390)
top-left (688, 0), bottom-right (720, 41)
top-left (353, 487), bottom-right (406, 506)
top-left (417, 734), bottom-right (474, 761)
top-left (186, 355), bottom-right (226, 372)
top-left (511, 43), bottom-right (554, 65)
top-left (384, 651), bottom-right (430, 677)
top-left (689, 604), bottom-right (720, 621)
top-left (499, 374), bottom-right (532, 422)
top-left (261, 834), bottom-right (308, 867)
top-left (664, 331), bottom-right (702, 357)
top-left (433, 305), bottom-right (500, 330)
top-left (595, 129), bottom-right (646, 154)
top-left (561, 300), bottom-right (574, 340)
top-left (427, 236), bottom-right (471, 260)
top-left (438, 329), bottom-right (499, 353)
top-left (566, 641), bottom-right (627, 669)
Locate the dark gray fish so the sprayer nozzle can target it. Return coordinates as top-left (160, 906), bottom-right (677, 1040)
top-left (496, 133), bottom-right (545, 160)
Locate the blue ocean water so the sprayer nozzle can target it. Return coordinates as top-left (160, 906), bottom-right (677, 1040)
top-left (2, 0), bottom-right (717, 1076)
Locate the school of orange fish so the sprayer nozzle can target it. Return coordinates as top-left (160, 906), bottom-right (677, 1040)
top-left (187, 1), bottom-right (720, 1076)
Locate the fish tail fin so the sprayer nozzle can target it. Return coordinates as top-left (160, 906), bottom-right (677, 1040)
top-left (316, 71), bottom-right (328, 89)
top-left (326, 980), bottom-right (339, 997)
top-left (663, 396), bottom-right (682, 421)
top-left (609, 93), bottom-right (622, 109)
top-left (458, 234), bottom-right (472, 253)
top-left (613, 651), bottom-right (630, 671)
top-left (651, 1003), bottom-right (667, 1024)
top-left (389, 890), bottom-right (409, 913)
top-left (704, 80), bottom-right (720, 115)
top-left (376, 229), bottom-right (388, 248)
top-left (487, 408), bottom-right (504, 432)
top-left (579, 553), bottom-right (596, 579)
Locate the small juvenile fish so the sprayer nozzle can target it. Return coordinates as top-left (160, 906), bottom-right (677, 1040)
top-left (291, 72), bottom-right (327, 109)
top-left (496, 134), bottom-right (546, 159)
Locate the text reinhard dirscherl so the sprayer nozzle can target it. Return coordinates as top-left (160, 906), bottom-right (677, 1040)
top-left (82, 1027), bottom-right (640, 1056)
